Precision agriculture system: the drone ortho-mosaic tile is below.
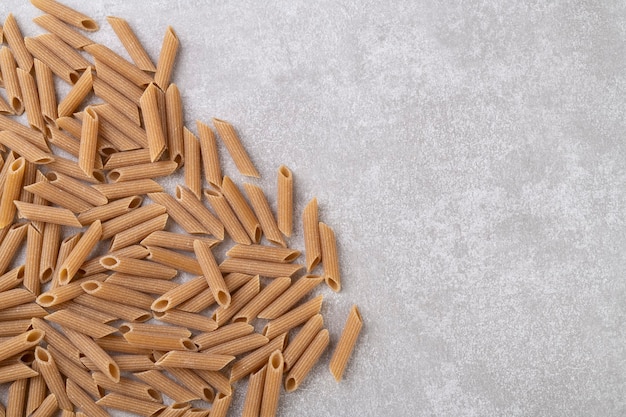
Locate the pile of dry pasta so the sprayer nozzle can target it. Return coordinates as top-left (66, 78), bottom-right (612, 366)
top-left (0, 0), bottom-right (363, 416)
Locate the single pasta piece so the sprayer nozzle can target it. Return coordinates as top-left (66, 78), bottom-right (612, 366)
top-left (204, 188), bottom-right (251, 244)
top-left (92, 372), bottom-right (162, 402)
top-left (66, 302), bottom-right (117, 324)
top-left (33, 59), bottom-right (57, 125)
top-left (194, 239), bottom-right (231, 307)
top-left (41, 156), bottom-right (104, 183)
top-left (57, 68), bottom-right (93, 117)
top-left (74, 293), bottom-right (152, 323)
top-left (220, 176), bottom-right (261, 242)
top-left (196, 120), bottom-right (221, 188)
top-left (277, 165), bottom-right (293, 237)
top-left (17, 68), bottom-right (46, 134)
top-left (232, 277), bottom-right (292, 324)
top-left (3, 13), bottom-right (33, 71)
top-left (93, 76), bottom-right (140, 125)
top-left (152, 351), bottom-right (215, 402)
top-left (31, 318), bottom-right (81, 364)
top-left (259, 350), bottom-right (284, 417)
top-left (93, 335), bottom-right (152, 355)
top-left (19, 160), bottom-right (37, 204)
top-left (154, 26), bottom-right (179, 90)
top-left (165, 83), bottom-right (184, 166)
top-left (37, 274), bottom-right (107, 307)
top-left (36, 33), bottom-right (91, 70)
top-left (44, 309), bottom-right (116, 339)
top-left (24, 175), bottom-right (93, 213)
top-left (107, 160), bottom-right (177, 182)
top-left (133, 371), bottom-right (199, 403)
top-left (258, 274), bottom-right (324, 319)
top-left (83, 43), bottom-right (153, 87)
top-left (39, 222), bottom-right (60, 283)
top-left (80, 280), bottom-right (156, 310)
top-left (30, 0), bottom-right (98, 31)
top-left (141, 231), bottom-right (219, 252)
top-left (106, 16), bottom-right (156, 72)
top-left (76, 244), bottom-right (149, 277)
top-left (93, 179), bottom-right (162, 200)
top-left (319, 221), bottom-right (341, 291)
top-left (105, 273), bottom-right (178, 295)
top-left (152, 310), bottom-right (217, 333)
top-left (83, 354), bottom-right (155, 372)
top-left (24, 37), bottom-right (79, 84)
top-left (0, 114), bottom-right (49, 151)
top-left (0, 130), bottom-right (54, 165)
top-left (229, 333), bottom-right (288, 383)
top-left (148, 192), bottom-right (207, 234)
top-left (101, 204), bottom-right (166, 239)
top-left (33, 14), bottom-right (92, 49)
top-left (177, 273), bottom-right (252, 313)
top-left (63, 327), bottom-right (120, 383)
top-left (0, 362), bottom-right (37, 384)
top-left (49, 345), bottom-right (101, 399)
top-left (6, 379), bottom-right (28, 417)
top-left (78, 106), bottom-right (99, 177)
top-left (119, 322), bottom-right (191, 338)
top-left (0, 46), bottom-right (23, 114)
top-left (94, 103), bottom-right (148, 147)
top-left (94, 58), bottom-right (143, 104)
top-left (194, 369), bottom-right (232, 397)
top-left (151, 275), bottom-right (207, 312)
top-left (283, 314), bottom-right (324, 371)
top-left (46, 171), bottom-right (108, 206)
top-left (262, 295), bottom-right (324, 340)
top-left (25, 362), bottom-right (47, 415)
top-left (157, 403), bottom-right (191, 417)
top-left (141, 82), bottom-right (166, 161)
top-left (183, 128), bottom-right (202, 198)
top-left (303, 197), bottom-right (321, 271)
top-left (175, 185), bottom-right (224, 239)
top-left (154, 351), bottom-right (235, 371)
top-left (96, 393), bottom-right (165, 417)
top-left (241, 365), bottom-right (266, 417)
top-left (110, 213), bottom-right (168, 251)
top-left (99, 255), bottom-right (177, 280)
top-left (24, 224), bottom-right (43, 295)
top-left (0, 288), bottom-right (35, 311)
top-left (123, 331), bottom-right (196, 352)
top-left (57, 220), bottom-right (102, 285)
top-left (77, 195), bottom-right (143, 225)
top-left (226, 244), bottom-right (300, 263)
top-left (0, 96), bottom-right (13, 115)
top-left (211, 276), bottom-right (260, 326)
top-left (285, 328), bottom-right (329, 392)
top-left (0, 303), bottom-right (46, 321)
top-left (0, 320), bottom-right (31, 336)
top-left (192, 322), bottom-right (254, 350)
top-left (210, 393), bottom-right (233, 417)
top-left (213, 118), bottom-right (260, 177)
top-left (0, 222), bottom-right (28, 275)
top-left (29, 393), bottom-right (58, 417)
top-left (103, 148), bottom-right (152, 169)
top-left (0, 157), bottom-right (25, 228)
top-left (219, 257), bottom-right (304, 278)
top-left (204, 333), bottom-right (269, 357)
top-left (66, 379), bottom-right (110, 417)
top-left (329, 305), bottom-right (363, 381)
top-left (0, 265), bottom-right (25, 293)
top-left (34, 347), bottom-right (73, 410)
top-left (0, 329), bottom-right (45, 363)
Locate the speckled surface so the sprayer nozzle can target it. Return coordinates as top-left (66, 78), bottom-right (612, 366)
top-left (0, 0), bottom-right (625, 416)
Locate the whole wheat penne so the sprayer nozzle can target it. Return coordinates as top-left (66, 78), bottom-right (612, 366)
top-left (134, 370), bottom-right (198, 403)
top-left (96, 393), bottom-right (164, 416)
top-left (33, 14), bottom-right (92, 49)
top-left (195, 120), bottom-right (220, 188)
top-left (319, 222), bottom-right (341, 291)
top-left (45, 156), bottom-right (104, 183)
top-left (105, 273), bottom-right (178, 295)
top-left (0, 222), bottom-right (10, 248)
top-left (101, 204), bottom-right (165, 239)
top-left (0, 304), bottom-right (46, 321)
top-left (141, 231), bottom-right (219, 252)
top-left (329, 305), bottom-right (363, 381)
top-left (93, 76), bottom-right (140, 125)
top-left (210, 393), bottom-right (232, 417)
top-left (277, 166), bottom-right (293, 237)
top-left (56, 114), bottom-right (82, 137)
top-left (0, 288), bottom-right (36, 311)
top-left (154, 26), bottom-right (179, 90)
top-left (166, 83), bottom-right (184, 166)
top-left (194, 370), bottom-right (231, 396)
top-left (106, 16), bottom-right (155, 72)
top-left (154, 351), bottom-right (234, 371)
top-left (53, 233), bottom-right (81, 285)
top-left (94, 103), bottom-right (148, 147)
top-left (158, 403), bottom-right (191, 417)
top-left (66, 379), bottom-right (110, 417)
top-left (0, 96), bottom-right (13, 115)
top-left (205, 333), bottom-right (269, 357)
top-left (48, 127), bottom-right (80, 157)
top-left (64, 327), bottom-right (120, 383)
top-left (104, 148), bottom-right (152, 170)
top-left (0, 319), bottom-right (31, 336)
top-left (0, 329), bottom-right (45, 362)
top-left (24, 223), bottom-right (43, 295)
top-left (0, 46), bottom-right (23, 114)
top-left (204, 188), bottom-right (251, 244)
top-left (24, 181), bottom-right (93, 213)
top-left (79, 106), bottom-right (99, 177)
top-left (29, 393), bottom-right (58, 417)
top-left (33, 59), bottom-right (57, 125)
top-left (86, 354), bottom-right (156, 372)
top-left (6, 378), bottom-right (28, 416)
top-left (0, 265), bottom-right (24, 292)
top-left (31, 318), bottom-right (81, 364)
top-left (175, 185), bottom-right (224, 239)
top-left (182, 128), bottom-right (201, 198)
top-left (74, 293), bottom-right (152, 323)
top-left (77, 195), bottom-right (142, 225)
top-left (93, 179), bottom-right (162, 201)
top-left (34, 347), bottom-right (72, 410)
top-left (242, 365), bottom-right (266, 417)
top-left (140, 83), bottom-right (166, 161)
top-left (31, 0), bottom-right (98, 31)
top-left (76, 107), bottom-right (142, 152)
top-left (26, 362), bottom-right (47, 415)
top-left (148, 192), bottom-right (207, 234)
top-left (108, 161), bottom-right (177, 183)
top-left (76, 244), bottom-right (149, 277)
top-left (0, 133), bottom-right (53, 166)
top-left (0, 157), bottom-right (26, 226)
top-left (94, 58), bottom-right (143, 104)
top-left (92, 372), bottom-right (161, 402)
top-left (303, 198), bottom-right (321, 271)
top-left (18, 161), bottom-right (37, 204)
top-left (263, 295), bottom-right (323, 339)
top-left (45, 309), bottom-right (116, 339)
top-left (151, 275), bottom-right (207, 312)
top-left (285, 329), bottom-right (328, 392)
top-left (0, 362), bottom-right (38, 383)
top-left (110, 214), bottom-right (168, 251)
top-left (0, 222), bottom-right (28, 275)
top-left (193, 322), bottom-right (254, 351)
top-left (120, 322), bottom-right (190, 338)
top-left (177, 272), bottom-right (252, 313)
top-left (3, 14), bottom-right (33, 71)
top-left (282, 314), bottom-right (323, 371)
top-left (46, 171), bottom-right (108, 206)
top-left (93, 335), bottom-right (152, 355)
top-left (99, 255), bottom-right (177, 279)
top-left (243, 183), bottom-right (285, 247)
top-left (212, 276), bottom-right (260, 326)
top-left (57, 68), bottom-right (92, 117)
top-left (153, 362), bottom-right (214, 403)
top-left (227, 244), bottom-right (300, 264)
top-left (83, 43), bottom-right (153, 86)
top-left (57, 220), bottom-right (102, 284)
top-left (213, 118), bottom-right (260, 177)
top-left (39, 222), bottom-right (60, 282)
top-left (17, 68), bottom-right (46, 133)
top-left (259, 274), bottom-right (324, 319)
top-left (36, 33), bottom-right (90, 70)
top-left (25, 173), bottom-right (49, 233)
top-left (47, 346), bottom-right (100, 400)
top-left (81, 280), bottom-right (156, 309)
top-left (260, 350), bottom-right (284, 417)
top-left (153, 310), bottom-right (217, 333)
top-left (220, 176), bottom-right (262, 242)
top-left (219, 257), bottom-right (304, 278)
top-left (25, 37), bottom-right (79, 84)
top-left (194, 239), bottom-right (231, 307)
top-left (0, 114), bottom-right (48, 151)
top-left (66, 302), bottom-right (117, 324)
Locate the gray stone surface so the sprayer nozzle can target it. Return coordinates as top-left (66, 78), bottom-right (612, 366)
top-left (1, 0), bottom-right (625, 416)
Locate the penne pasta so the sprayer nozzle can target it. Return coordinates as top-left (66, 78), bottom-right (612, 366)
top-left (219, 257), bottom-right (304, 278)
top-left (17, 68), bottom-right (46, 134)
top-left (0, 222), bottom-right (28, 275)
top-left (0, 46), bottom-right (23, 115)
top-left (0, 265), bottom-right (25, 293)
top-left (92, 76), bottom-right (140, 125)
top-left (226, 244), bottom-right (300, 263)
top-left (31, 0), bottom-right (98, 31)
top-left (48, 128), bottom-right (80, 158)
top-left (39, 222), bottom-right (60, 282)
top-left (259, 350), bottom-right (284, 417)
top-left (151, 275), bottom-right (207, 312)
top-left (64, 327), bottom-right (120, 383)
top-left (233, 277), bottom-right (292, 324)
top-left (284, 329), bottom-right (329, 392)
top-left (141, 231), bottom-right (219, 252)
top-left (53, 234), bottom-right (81, 282)
top-left (93, 335), bottom-right (152, 356)
top-left (0, 96), bottom-right (13, 115)
top-left (210, 393), bottom-right (233, 417)
top-left (93, 179), bottom-right (163, 201)
top-left (105, 273), bottom-right (178, 295)
top-left (94, 103), bottom-right (148, 147)
top-left (319, 221), bottom-right (341, 291)
top-left (106, 16), bottom-right (156, 72)
top-left (148, 192), bottom-right (207, 234)
top-left (36, 33), bottom-right (91, 70)
top-left (0, 329), bottom-right (45, 363)
top-left (0, 157), bottom-right (25, 227)
top-left (329, 305), bottom-right (363, 381)
top-left (81, 280), bottom-right (156, 310)
top-left (282, 314), bottom-right (323, 371)
top-left (0, 319), bottom-right (31, 336)
top-left (177, 272), bottom-right (251, 313)
top-left (153, 310), bottom-right (217, 333)
top-left (0, 303), bottom-right (46, 321)
top-left (92, 371), bottom-right (162, 402)
top-left (34, 347), bottom-right (73, 410)
top-left (213, 118), bottom-right (260, 177)
top-left (3, 13), bottom-right (33, 71)
top-left (175, 185), bottom-right (224, 239)
top-left (94, 58), bottom-right (143, 104)
top-left (33, 14), bottom-right (92, 49)
top-left (24, 180), bottom-right (93, 213)
top-left (41, 156), bottom-right (104, 183)
top-left (110, 213), bottom-right (168, 251)
top-left (244, 183), bottom-right (286, 247)
top-left (166, 84), bottom-right (184, 166)
top-left (108, 160), bottom-right (178, 182)
top-left (96, 393), bottom-right (165, 417)
top-left (0, 132), bottom-right (54, 165)
top-left (84, 354), bottom-right (155, 372)
top-left (79, 106), bottom-right (99, 177)
top-left (31, 317), bottom-right (81, 364)
top-left (46, 171), bottom-right (108, 206)
top-left (147, 244), bottom-right (202, 275)
top-left (77, 195), bottom-right (143, 225)
top-left (99, 255), bottom-right (177, 279)
top-left (193, 322), bottom-right (254, 351)
top-left (120, 322), bottom-right (190, 338)
top-left (154, 26), bottom-right (179, 90)
top-left (242, 365), bottom-right (266, 417)
top-left (277, 165), bottom-right (293, 237)
top-left (154, 351), bottom-right (235, 371)
top-left (66, 302), bottom-right (117, 324)
top-left (0, 288), bottom-right (35, 311)
top-left (183, 128), bottom-right (201, 198)
top-left (0, 362), bottom-right (38, 383)
top-left (24, 36), bottom-right (79, 84)
top-left (204, 188), bottom-right (251, 244)
top-left (44, 309), bottom-right (116, 339)
top-left (134, 370), bottom-right (198, 403)
top-left (196, 120), bottom-right (221, 188)
top-left (57, 68), bottom-right (93, 117)
top-left (24, 223), bottom-right (43, 295)
top-left (262, 295), bottom-right (324, 340)
top-left (103, 148), bottom-right (152, 169)
top-left (18, 161), bottom-right (37, 204)
top-left (303, 197), bottom-right (321, 271)
top-left (26, 361), bottom-right (47, 415)
top-left (34, 59), bottom-right (57, 125)
top-left (0, 114), bottom-right (48, 151)
top-left (48, 346), bottom-right (101, 399)
top-left (74, 293), bottom-right (152, 323)
top-left (211, 276), bottom-right (260, 326)
top-left (258, 274), bottom-right (324, 319)
top-left (158, 403), bottom-right (191, 417)
top-left (141, 82), bottom-right (166, 162)
top-left (76, 244), bottom-right (149, 277)
top-left (66, 379), bottom-right (110, 417)
top-left (84, 43), bottom-right (153, 87)
top-left (194, 370), bottom-right (232, 397)
top-left (29, 393), bottom-right (58, 417)
top-left (194, 239), bottom-right (231, 307)
top-left (57, 220), bottom-right (102, 284)
top-left (6, 378), bottom-right (28, 416)
top-left (204, 333), bottom-right (269, 357)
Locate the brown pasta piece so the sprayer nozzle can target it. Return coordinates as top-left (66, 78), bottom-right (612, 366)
top-left (165, 83), bottom-right (184, 166)
top-left (210, 393), bottom-right (233, 417)
top-left (24, 37), bottom-right (79, 84)
top-left (134, 370), bottom-right (199, 403)
top-left (154, 351), bottom-right (235, 371)
top-left (99, 255), bottom-right (177, 280)
top-left (204, 333), bottom-right (269, 357)
top-left (48, 345), bottom-right (101, 399)
top-left (328, 305), bottom-right (363, 381)
top-left (183, 128), bottom-right (202, 198)
top-left (258, 274), bottom-right (324, 319)
top-left (0, 114), bottom-right (48, 151)
top-left (231, 277), bottom-right (292, 324)
top-left (303, 197), bottom-right (321, 271)
top-left (0, 363), bottom-right (38, 384)
top-left (243, 183), bottom-right (285, 247)
top-left (141, 82), bottom-right (166, 162)
top-left (17, 68), bottom-right (46, 134)
top-left (219, 257), bottom-right (304, 278)
top-left (92, 372), bottom-right (162, 402)
top-left (259, 350), bottom-right (284, 417)
top-left (282, 314), bottom-right (323, 371)
top-left (0, 289), bottom-right (35, 312)
top-left (0, 157), bottom-right (25, 228)
top-left (148, 192), bottom-right (207, 234)
top-left (0, 329), bottom-right (45, 362)
top-left (152, 310), bottom-right (217, 333)
top-left (66, 379), bottom-right (110, 417)
top-left (57, 220), bottom-right (102, 284)
top-left (193, 322), bottom-right (254, 350)
top-left (0, 222), bottom-right (28, 275)
top-left (213, 118), bottom-right (260, 177)
top-left (242, 365), bottom-right (266, 417)
top-left (284, 329), bottom-right (329, 392)
top-left (226, 244), bottom-right (300, 263)
top-left (93, 335), bottom-right (152, 356)
top-left (103, 148), bottom-right (152, 169)
top-left (26, 361), bottom-right (47, 415)
top-left (46, 171), bottom-right (108, 206)
top-left (94, 103), bottom-right (148, 147)
top-left (36, 33), bottom-right (91, 70)
top-left (229, 333), bottom-right (288, 383)
top-left (24, 180), bottom-right (93, 213)
top-left (58, 68), bottom-right (93, 117)
top-left (81, 280), bottom-right (156, 310)
top-left (262, 295), bottom-right (323, 339)
top-left (0, 133), bottom-right (53, 166)
top-left (319, 221), bottom-right (341, 291)
top-left (79, 106), bottom-right (99, 177)
top-left (6, 379), bottom-right (28, 417)
top-left (44, 309), bottom-right (116, 339)
top-left (110, 213), bottom-right (168, 251)
top-left (141, 231), bottom-right (219, 252)
top-left (196, 120), bottom-right (221, 188)
top-left (101, 203), bottom-right (166, 239)
top-left (107, 160), bottom-right (178, 182)
top-left (96, 393), bottom-right (165, 417)
top-left (39, 222), bottom-right (60, 283)
top-left (41, 156), bottom-right (104, 184)
top-left (151, 275), bottom-right (207, 312)
top-left (92, 179), bottom-right (163, 200)
top-left (29, 393), bottom-right (58, 417)
top-left (105, 273), bottom-right (178, 295)
top-left (76, 244), bottom-right (149, 277)
top-left (175, 185), bottom-right (224, 239)
top-left (34, 59), bottom-right (57, 125)
top-left (154, 26), bottom-right (179, 90)
top-left (3, 13), bottom-right (33, 72)
top-left (33, 14), bottom-right (93, 49)
top-left (24, 223), bottom-right (43, 295)
top-left (64, 327), bottom-right (120, 383)
top-left (211, 276), bottom-right (261, 326)
top-left (0, 320), bottom-right (31, 336)
top-left (0, 46), bottom-right (23, 114)
top-left (94, 58), bottom-right (143, 104)
top-left (83, 43), bottom-right (152, 87)
top-left (34, 347), bottom-right (73, 410)
top-left (0, 303), bottom-right (46, 321)
top-left (177, 272), bottom-right (251, 313)
top-left (78, 195), bottom-right (143, 225)
top-left (204, 188), bottom-right (251, 244)
top-left (93, 76), bottom-right (140, 125)
top-left (31, 318), bottom-right (82, 365)
top-left (73, 294), bottom-right (152, 323)
top-left (31, 0), bottom-right (99, 31)
top-left (194, 239), bottom-right (231, 307)
top-left (106, 16), bottom-right (156, 72)
top-left (151, 351), bottom-right (215, 402)
top-left (158, 403), bottom-right (191, 417)
top-left (0, 265), bottom-right (25, 293)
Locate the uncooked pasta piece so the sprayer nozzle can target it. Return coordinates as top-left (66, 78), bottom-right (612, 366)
top-left (282, 314), bottom-right (324, 371)
top-left (277, 165), bottom-right (293, 237)
top-left (141, 231), bottom-right (219, 252)
top-left (194, 239), bottom-right (231, 307)
top-left (17, 68), bottom-right (45, 133)
top-left (258, 274), bottom-right (324, 319)
top-left (0, 363), bottom-right (37, 384)
top-left (234, 278), bottom-right (293, 324)
top-left (66, 379), bottom-right (110, 417)
top-left (177, 273), bottom-right (251, 313)
top-left (183, 128), bottom-right (201, 198)
top-left (0, 132), bottom-right (53, 165)
top-left (101, 203), bottom-right (165, 239)
top-left (210, 393), bottom-right (233, 417)
top-left (0, 97), bottom-right (13, 115)
top-left (92, 372), bottom-right (162, 402)
top-left (229, 333), bottom-right (288, 383)
top-left (84, 354), bottom-right (155, 372)
top-left (93, 335), bottom-right (152, 356)
top-left (151, 352), bottom-right (215, 402)
top-left (39, 222), bottom-right (60, 283)
top-left (204, 188), bottom-right (251, 244)
top-left (46, 171), bottom-right (108, 206)
top-left (219, 257), bottom-right (304, 278)
top-left (184, 408), bottom-right (210, 417)
top-left (26, 361), bottom-right (46, 415)
top-left (165, 83), bottom-right (184, 166)
top-left (0, 265), bottom-right (24, 292)
top-left (93, 76), bottom-right (140, 125)
top-left (76, 244), bottom-right (149, 277)
top-left (194, 369), bottom-right (232, 396)
top-left (204, 333), bottom-right (269, 357)
top-left (78, 106), bottom-right (99, 177)
top-left (226, 244), bottom-right (300, 263)
top-left (108, 160), bottom-right (178, 182)
top-left (141, 82), bottom-right (166, 161)
top-left (154, 26), bottom-right (179, 90)
top-left (24, 37), bottom-right (79, 84)
top-left (284, 328), bottom-right (329, 392)
top-left (96, 393), bottom-right (165, 417)
top-left (73, 293), bottom-right (152, 323)
top-left (259, 350), bottom-right (284, 417)
top-left (18, 161), bottom-right (37, 204)
top-left (0, 304), bottom-right (46, 321)
top-left (0, 329), bottom-right (45, 362)
top-left (0, 114), bottom-right (48, 151)
top-left (303, 197), bottom-right (321, 271)
top-left (196, 120), bottom-right (221, 188)
top-left (151, 275), bottom-right (207, 312)
top-left (262, 295), bottom-right (323, 339)
top-left (80, 280), bottom-right (156, 309)
top-left (57, 68), bottom-right (92, 117)
top-left (31, 318), bottom-right (81, 364)
top-left (242, 365), bottom-right (266, 417)
top-left (211, 276), bottom-right (260, 326)
top-left (100, 255), bottom-right (177, 279)
top-left (57, 220), bottom-right (102, 284)
top-left (192, 322), bottom-right (254, 350)
top-left (66, 302), bottom-right (117, 324)
top-left (6, 379), bottom-right (27, 417)
top-left (119, 322), bottom-right (191, 338)
top-left (44, 309), bottom-right (116, 339)
top-left (0, 223), bottom-right (28, 275)
top-left (153, 310), bottom-right (217, 333)
top-left (158, 403), bottom-right (191, 417)
top-left (106, 16), bottom-right (156, 72)
top-left (30, 0), bottom-right (98, 31)
top-left (134, 370), bottom-right (199, 403)
top-left (94, 58), bottom-right (143, 104)
top-left (319, 221), bottom-right (341, 291)
top-left (103, 148), bottom-right (152, 169)
top-left (29, 393), bottom-right (58, 417)
top-left (0, 320), bottom-right (30, 336)
top-left (24, 224), bottom-right (43, 295)
top-left (44, 156), bottom-right (104, 183)
top-left (3, 14), bottom-right (33, 71)
top-left (329, 305), bottom-right (363, 381)
top-left (83, 43), bottom-right (152, 87)
top-left (34, 59), bottom-right (57, 125)
top-left (47, 345), bottom-right (100, 399)
top-left (63, 327), bottom-right (120, 383)
top-left (105, 273), bottom-right (178, 295)
top-left (110, 213), bottom-right (168, 251)
top-left (213, 118), bottom-right (260, 178)
top-left (24, 180), bottom-right (93, 213)
top-left (34, 347), bottom-right (73, 410)
top-left (154, 351), bottom-right (234, 371)
top-left (77, 195), bottom-right (143, 225)
top-left (94, 103), bottom-right (148, 147)
top-left (36, 33), bottom-right (90, 70)
top-left (123, 331), bottom-right (196, 352)
top-left (0, 289), bottom-right (34, 312)
top-left (33, 14), bottom-right (92, 49)
top-left (0, 46), bottom-right (23, 114)
top-left (175, 185), bottom-right (224, 239)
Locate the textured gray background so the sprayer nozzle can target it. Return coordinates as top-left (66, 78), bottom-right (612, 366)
top-left (1, 0), bottom-right (625, 416)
